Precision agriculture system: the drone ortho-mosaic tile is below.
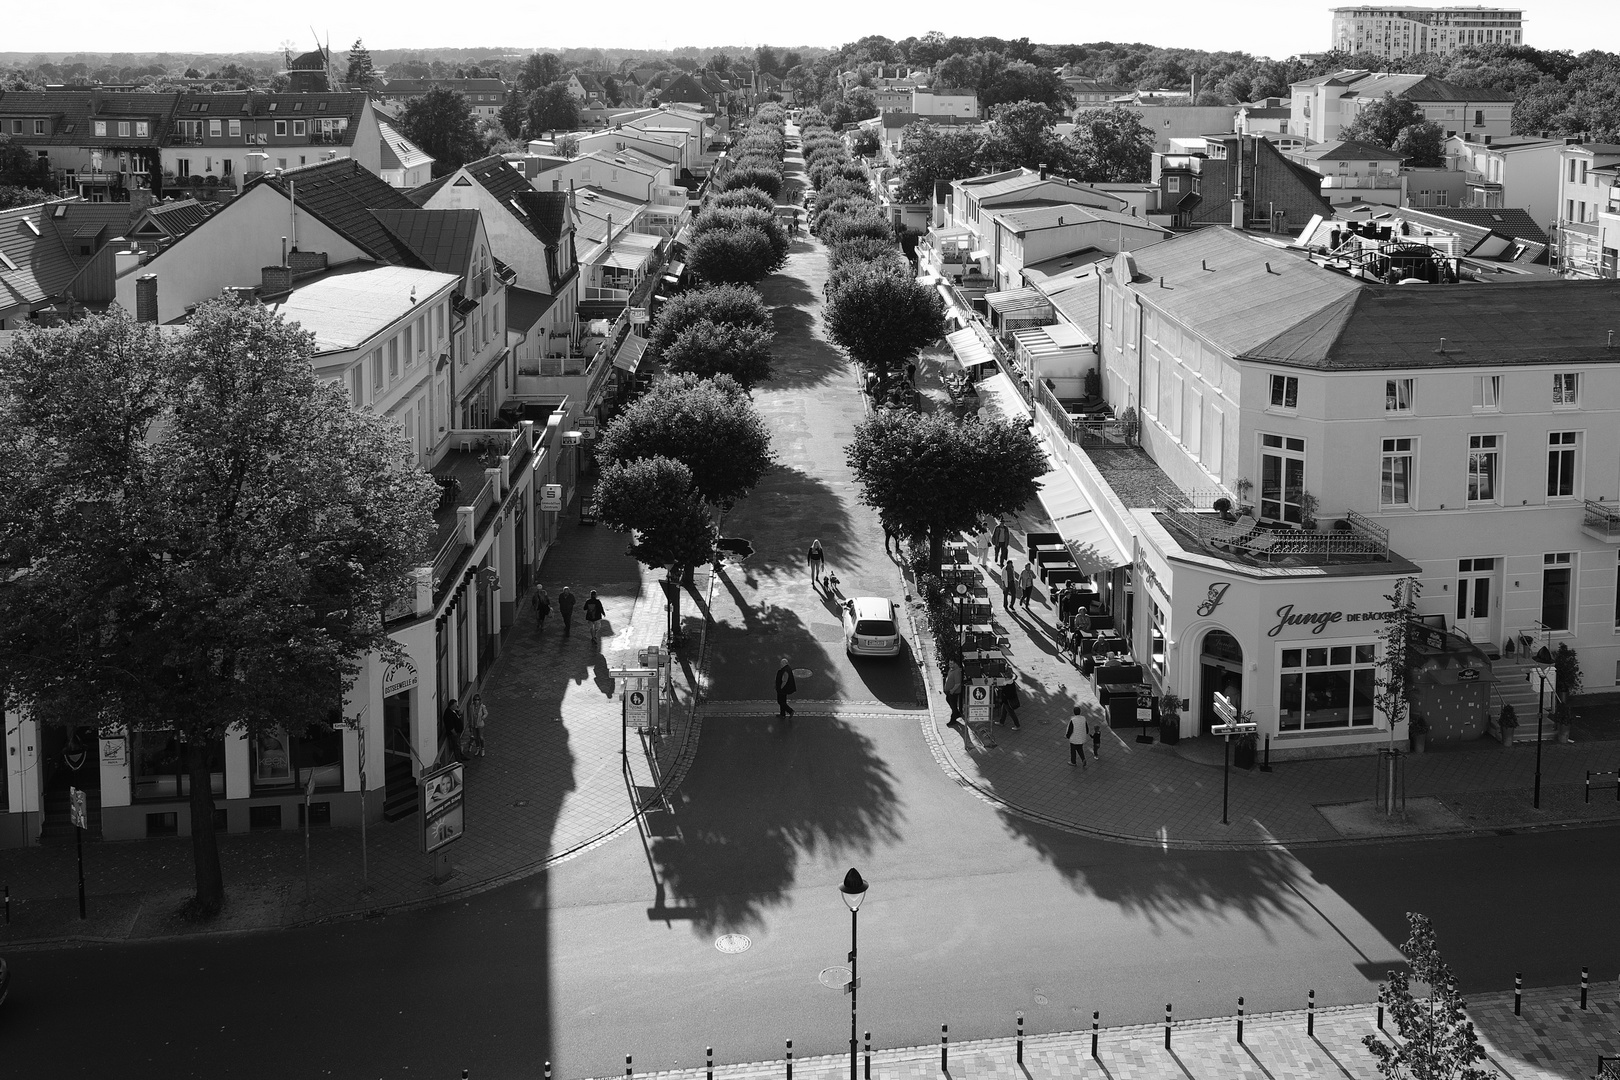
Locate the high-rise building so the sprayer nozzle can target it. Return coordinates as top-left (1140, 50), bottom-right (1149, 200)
top-left (1330, 7), bottom-right (1525, 59)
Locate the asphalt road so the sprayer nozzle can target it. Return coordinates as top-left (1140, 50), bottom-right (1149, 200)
top-left (4, 237), bottom-right (1617, 1080)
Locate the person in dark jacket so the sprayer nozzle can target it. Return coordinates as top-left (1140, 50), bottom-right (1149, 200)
top-left (442, 701), bottom-right (465, 763)
top-left (991, 520), bottom-right (1011, 563)
top-left (557, 585), bottom-right (576, 638)
top-left (994, 679), bottom-right (1021, 729)
top-left (583, 589), bottom-right (605, 648)
top-left (534, 585), bottom-right (551, 633)
top-left (775, 658), bottom-right (797, 719)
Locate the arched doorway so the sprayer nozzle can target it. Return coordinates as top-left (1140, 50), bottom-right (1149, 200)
top-left (1198, 628), bottom-right (1244, 735)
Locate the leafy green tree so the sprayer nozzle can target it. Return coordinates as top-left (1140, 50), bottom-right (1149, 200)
top-left (555, 134), bottom-right (580, 159)
top-left (894, 121), bottom-right (983, 202)
top-left (688, 226), bottom-right (780, 285)
top-left (982, 100), bottom-right (1070, 172)
top-left (1363, 913), bottom-right (1490, 1080)
top-left (595, 456), bottom-right (716, 576)
top-left (498, 88), bottom-right (528, 140)
top-left (847, 411), bottom-right (1047, 568)
top-left (0, 185), bottom-right (53, 210)
top-left (982, 61), bottom-right (1073, 110)
top-left (826, 235), bottom-right (903, 274)
top-left (519, 52), bottom-right (562, 95)
top-left (661, 320), bottom-right (775, 389)
top-left (596, 373), bottom-right (776, 508)
top-left (0, 133), bottom-right (57, 193)
top-left (720, 165), bottom-right (784, 201)
top-left (1066, 105), bottom-right (1156, 182)
top-left (528, 81), bottom-right (581, 135)
top-left (0, 301), bottom-right (437, 916)
top-left (823, 262), bottom-right (945, 375)
top-left (818, 210), bottom-right (892, 248)
top-left (400, 87), bottom-right (481, 178)
top-left (345, 39), bottom-right (376, 88)
top-left (692, 205), bottom-right (789, 270)
top-left (709, 186), bottom-right (777, 214)
top-left (1342, 93), bottom-right (1427, 150)
top-left (1394, 120), bottom-right (1448, 168)
top-left (851, 129), bottom-right (882, 157)
top-left (648, 284), bottom-right (772, 354)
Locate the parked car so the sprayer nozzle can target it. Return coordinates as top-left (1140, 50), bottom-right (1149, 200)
top-left (842, 596), bottom-right (902, 657)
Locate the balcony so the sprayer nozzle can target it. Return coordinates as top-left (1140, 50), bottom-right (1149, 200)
top-left (1320, 173), bottom-right (1403, 190)
top-left (1157, 490), bottom-right (1393, 566)
top-left (421, 423), bottom-right (540, 606)
top-left (169, 133), bottom-right (205, 146)
top-left (1582, 499), bottom-right (1620, 543)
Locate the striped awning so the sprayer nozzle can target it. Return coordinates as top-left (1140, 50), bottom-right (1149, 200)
top-left (985, 287), bottom-right (1052, 318)
top-left (945, 327), bottom-right (996, 369)
top-left (613, 333), bottom-right (650, 373)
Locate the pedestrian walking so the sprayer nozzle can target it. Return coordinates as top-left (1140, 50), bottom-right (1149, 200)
top-left (991, 520), bottom-right (1011, 564)
top-left (534, 585), bottom-right (551, 633)
top-left (943, 656), bottom-right (963, 723)
top-left (808, 538), bottom-right (825, 585)
top-left (1086, 708), bottom-right (1103, 760)
top-left (775, 657), bottom-right (798, 719)
top-left (881, 515), bottom-right (898, 557)
top-left (1066, 709), bottom-right (1089, 767)
top-left (583, 589), bottom-right (605, 648)
top-left (1066, 607), bottom-right (1092, 663)
top-left (1019, 560), bottom-right (1037, 610)
top-left (994, 678), bottom-right (1021, 729)
top-left (1001, 557), bottom-right (1017, 611)
top-left (442, 700), bottom-right (465, 764)
top-left (467, 693), bottom-right (488, 757)
top-left (1058, 582), bottom-right (1081, 625)
top-left (557, 585), bottom-right (576, 638)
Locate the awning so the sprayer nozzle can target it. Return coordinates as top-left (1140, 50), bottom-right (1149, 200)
top-left (985, 287), bottom-right (1053, 320)
top-left (945, 327), bottom-right (997, 369)
top-left (603, 248), bottom-right (651, 271)
top-left (665, 260), bottom-right (686, 278)
top-left (1035, 467), bottom-right (1128, 573)
top-left (672, 225), bottom-right (693, 248)
top-left (1012, 322), bottom-right (1091, 360)
top-left (969, 249), bottom-right (991, 262)
top-left (613, 333), bottom-right (650, 373)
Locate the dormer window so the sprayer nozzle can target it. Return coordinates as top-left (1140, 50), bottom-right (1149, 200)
top-left (268, 102), bottom-right (278, 112)
top-left (317, 101), bottom-right (328, 111)
top-left (94, 121), bottom-right (107, 137)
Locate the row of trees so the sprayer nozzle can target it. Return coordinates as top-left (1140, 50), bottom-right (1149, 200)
top-left (593, 103), bottom-right (794, 583)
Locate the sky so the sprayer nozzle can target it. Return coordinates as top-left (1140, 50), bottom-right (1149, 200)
top-left (3, 0), bottom-right (1612, 59)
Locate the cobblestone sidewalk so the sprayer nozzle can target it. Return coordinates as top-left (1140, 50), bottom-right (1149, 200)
top-left (596, 981), bottom-right (1620, 1080)
top-left (0, 508), bottom-right (713, 944)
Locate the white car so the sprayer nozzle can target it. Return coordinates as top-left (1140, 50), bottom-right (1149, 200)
top-left (843, 596), bottom-right (902, 657)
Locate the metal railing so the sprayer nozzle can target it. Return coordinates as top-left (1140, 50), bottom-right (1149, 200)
top-left (431, 534), bottom-right (465, 596)
top-left (1584, 498), bottom-right (1620, 538)
top-left (1157, 493), bottom-right (1390, 563)
top-left (1032, 377), bottom-right (1137, 448)
top-left (468, 475), bottom-right (497, 530)
top-left (584, 285), bottom-right (631, 302)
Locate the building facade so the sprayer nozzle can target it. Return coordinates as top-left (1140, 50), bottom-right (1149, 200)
top-left (1553, 142), bottom-right (1620, 279)
top-left (1330, 6), bottom-right (1524, 58)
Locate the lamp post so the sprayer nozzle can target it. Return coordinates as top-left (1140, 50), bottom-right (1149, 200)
top-left (1532, 645), bottom-right (1554, 809)
top-left (840, 867), bottom-right (869, 1080)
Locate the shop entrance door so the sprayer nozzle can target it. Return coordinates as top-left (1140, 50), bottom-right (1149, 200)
top-left (1455, 557), bottom-right (1495, 645)
top-left (1198, 629), bottom-right (1244, 735)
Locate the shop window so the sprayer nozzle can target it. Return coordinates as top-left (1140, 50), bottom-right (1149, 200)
top-left (250, 722), bottom-right (343, 792)
top-left (1546, 432), bottom-right (1578, 498)
top-left (1268, 375), bottom-right (1297, 410)
top-left (1380, 437), bottom-right (1413, 507)
top-left (1467, 434), bottom-right (1499, 503)
top-left (1278, 644), bottom-right (1377, 731)
top-left (1260, 433), bottom-right (1306, 525)
top-left (1149, 598), bottom-right (1167, 676)
top-left (1472, 375), bottom-right (1500, 411)
top-left (1385, 378), bottom-right (1414, 413)
top-left (1552, 372), bottom-right (1579, 408)
top-left (456, 594), bottom-right (470, 691)
top-left (249, 804), bottom-right (283, 830)
top-left (1542, 552), bottom-right (1573, 631)
top-left (130, 731), bottom-right (225, 801)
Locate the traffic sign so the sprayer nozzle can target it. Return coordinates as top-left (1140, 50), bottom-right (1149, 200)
top-left (1213, 691), bottom-right (1237, 725)
top-left (540, 484), bottom-right (563, 512)
top-left (626, 683), bottom-right (651, 728)
top-left (1211, 721), bottom-right (1258, 736)
top-left (966, 681), bottom-right (992, 724)
top-left (69, 786), bottom-right (87, 830)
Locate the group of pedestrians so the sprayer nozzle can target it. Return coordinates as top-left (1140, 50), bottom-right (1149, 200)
top-left (439, 694), bottom-right (488, 764)
top-left (532, 583), bottom-right (607, 647)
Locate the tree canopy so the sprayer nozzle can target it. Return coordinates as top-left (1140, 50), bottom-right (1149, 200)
top-left (0, 133), bottom-right (57, 194)
top-left (719, 165), bottom-right (784, 201)
top-left (527, 82), bottom-right (581, 135)
top-left (1342, 93), bottom-right (1428, 150)
top-left (1362, 913), bottom-right (1491, 1080)
top-left (648, 284), bottom-right (773, 354)
top-left (1066, 105), bottom-right (1156, 183)
top-left (344, 39), bottom-right (376, 88)
top-left (595, 456), bottom-right (716, 575)
top-left (595, 372), bottom-right (776, 507)
top-left (660, 319), bottom-right (775, 389)
top-left (0, 301), bottom-right (437, 916)
top-left (823, 262), bottom-right (945, 374)
top-left (846, 411), bottom-right (1048, 567)
top-left (982, 100), bottom-right (1069, 173)
top-left (688, 227), bottom-right (781, 286)
top-left (400, 87), bottom-right (481, 178)
top-left (894, 121), bottom-right (982, 203)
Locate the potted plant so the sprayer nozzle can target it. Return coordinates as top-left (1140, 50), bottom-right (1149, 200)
top-left (1233, 711), bottom-right (1259, 769)
top-left (1409, 713), bottom-right (1429, 753)
top-left (1159, 690), bottom-right (1182, 746)
top-left (1553, 643), bottom-right (1583, 744)
top-left (1498, 702), bottom-right (1518, 746)
top-left (1300, 491), bottom-right (1321, 531)
top-left (1232, 477), bottom-right (1254, 515)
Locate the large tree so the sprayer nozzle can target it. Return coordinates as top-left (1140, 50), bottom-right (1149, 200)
top-left (648, 284), bottom-right (773, 354)
top-left (0, 301), bottom-right (437, 916)
top-left (687, 226), bottom-right (781, 286)
top-left (691, 205), bottom-right (790, 270)
top-left (661, 319), bottom-right (775, 389)
top-left (894, 121), bottom-right (983, 203)
top-left (400, 87), bottom-right (481, 178)
top-left (823, 262), bottom-right (946, 375)
top-left (982, 61), bottom-right (1073, 110)
top-left (982, 100), bottom-right (1070, 173)
top-left (1393, 120), bottom-right (1448, 168)
top-left (519, 52), bottom-right (563, 96)
top-left (1362, 913), bottom-right (1490, 1080)
top-left (595, 373), bottom-right (776, 508)
top-left (344, 39), bottom-right (376, 88)
top-left (498, 88), bottom-right (528, 140)
top-left (1342, 93), bottom-right (1428, 150)
top-left (846, 411), bottom-right (1047, 568)
top-left (0, 133), bottom-right (57, 193)
top-left (527, 81), bottom-right (581, 135)
top-left (595, 456), bottom-right (716, 578)
top-left (1066, 105), bottom-right (1156, 183)
top-left (0, 185), bottom-right (53, 210)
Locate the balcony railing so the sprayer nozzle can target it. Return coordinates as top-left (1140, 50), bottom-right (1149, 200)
top-left (468, 475), bottom-right (497, 531)
top-left (431, 533), bottom-right (466, 597)
top-left (1320, 173), bottom-right (1403, 189)
top-left (1583, 499), bottom-right (1620, 541)
top-left (1033, 377), bottom-right (1137, 447)
top-left (1157, 490), bottom-right (1391, 564)
top-left (584, 285), bottom-right (631, 302)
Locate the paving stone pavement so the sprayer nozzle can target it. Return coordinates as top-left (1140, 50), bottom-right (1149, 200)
top-left (0, 505), bottom-right (713, 944)
top-left (904, 354), bottom-right (1620, 850)
top-left (593, 982), bottom-right (1620, 1080)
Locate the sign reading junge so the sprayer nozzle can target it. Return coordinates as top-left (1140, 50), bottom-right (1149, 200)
top-left (1267, 604), bottom-right (1401, 638)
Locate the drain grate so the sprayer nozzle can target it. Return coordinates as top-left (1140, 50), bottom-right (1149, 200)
top-left (715, 934), bottom-right (752, 954)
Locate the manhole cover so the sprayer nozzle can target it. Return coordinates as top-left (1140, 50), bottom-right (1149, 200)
top-left (1033, 992), bottom-right (1049, 1006)
top-left (715, 934), bottom-right (752, 954)
top-left (819, 966), bottom-right (852, 989)
top-left (793, 668), bottom-right (812, 679)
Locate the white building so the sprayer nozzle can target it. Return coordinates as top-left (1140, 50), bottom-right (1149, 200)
top-left (1445, 133), bottom-right (1564, 222)
top-left (1291, 70), bottom-right (1514, 146)
top-left (1330, 6), bottom-right (1524, 59)
top-left (1553, 141), bottom-right (1620, 279)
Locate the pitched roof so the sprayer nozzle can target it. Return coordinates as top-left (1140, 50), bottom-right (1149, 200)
top-left (0, 199), bottom-right (79, 313)
top-left (136, 198), bottom-right (213, 237)
top-left (1347, 72), bottom-right (1515, 103)
top-left (1294, 139), bottom-right (1406, 161)
top-left (657, 73), bottom-right (710, 104)
top-left (0, 89), bottom-right (177, 145)
top-left (382, 78), bottom-right (506, 96)
top-left (991, 203), bottom-right (1170, 235)
top-left (248, 158), bottom-right (424, 266)
top-left (377, 120), bottom-right (434, 172)
top-left (516, 191), bottom-right (570, 246)
top-left (413, 155), bottom-right (573, 250)
top-left (368, 209), bottom-right (482, 276)
top-left (1405, 206), bottom-right (1551, 247)
top-left (506, 286), bottom-right (559, 334)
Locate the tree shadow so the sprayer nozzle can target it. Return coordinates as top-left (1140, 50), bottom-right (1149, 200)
top-left (721, 464), bottom-right (854, 578)
top-left (649, 711), bottom-right (903, 935)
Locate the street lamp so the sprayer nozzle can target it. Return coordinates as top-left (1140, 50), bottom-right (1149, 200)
top-left (1532, 645), bottom-right (1554, 809)
top-left (840, 867), bottom-right (869, 1080)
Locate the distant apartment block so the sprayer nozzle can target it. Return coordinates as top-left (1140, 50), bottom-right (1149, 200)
top-left (1331, 7), bottom-right (1524, 59)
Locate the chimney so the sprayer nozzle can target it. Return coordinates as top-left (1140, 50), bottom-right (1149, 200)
top-left (135, 273), bottom-right (158, 323)
top-left (1038, 162), bottom-right (1048, 180)
top-left (261, 265), bottom-right (295, 296)
top-left (1483, 134), bottom-right (1492, 146)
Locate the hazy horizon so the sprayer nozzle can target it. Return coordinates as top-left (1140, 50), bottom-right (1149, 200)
top-left (3, 0), bottom-right (1612, 63)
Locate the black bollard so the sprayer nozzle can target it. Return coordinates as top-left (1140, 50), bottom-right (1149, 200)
top-left (864, 1032), bottom-right (871, 1080)
top-left (1377, 1004), bottom-right (1384, 1030)
top-left (626, 1055), bottom-right (633, 1079)
top-left (1092, 1011), bottom-right (1100, 1060)
top-left (1260, 734), bottom-right (1273, 772)
top-left (941, 1024), bottom-right (948, 1073)
top-left (1237, 996), bottom-right (1245, 1045)
top-left (546, 1063), bottom-right (552, 1080)
top-left (706, 1049), bottom-right (713, 1080)
top-left (1017, 1013), bottom-right (1024, 1064)
top-left (3, 884), bottom-right (8, 925)
top-left (1164, 1004), bottom-right (1172, 1050)
top-left (1587, 771), bottom-right (1593, 803)
top-left (1515, 973), bottom-right (1522, 1016)
top-left (1582, 968), bottom-right (1589, 1010)
top-left (1308, 989), bottom-right (1316, 1036)
top-left (786, 1039), bottom-right (792, 1080)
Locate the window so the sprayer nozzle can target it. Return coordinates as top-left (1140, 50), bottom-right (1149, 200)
top-left (293, 120), bottom-right (306, 136)
top-left (1552, 372), bottom-right (1579, 407)
top-left (1435, 190), bottom-right (1448, 207)
top-left (1260, 433), bottom-right (1306, 524)
top-left (209, 119), bottom-right (222, 138)
top-left (1542, 553), bottom-right (1574, 631)
top-left (276, 158), bottom-right (287, 170)
top-left (1385, 378), bottom-right (1414, 413)
top-left (1614, 550), bottom-right (1620, 630)
top-left (250, 720), bottom-right (343, 792)
top-left (1467, 434), bottom-right (1499, 503)
top-left (349, 365), bottom-right (364, 405)
top-left (94, 120), bottom-right (107, 137)
top-left (1269, 374), bottom-right (1298, 409)
top-left (1547, 432), bottom-right (1578, 498)
top-left (1472, 375), bottom-right (1500, 410)
top-left (403, 325), bottom-right (413, 365)
top-left (371, 350), bottom-right (383, 392)
top-left (1570, 159), bottom-right (1578, 184)
top-left (1167, 176), bottom-right (1181, 193)
top-left (415, 316), bottom-right (426, 354)
top-left (118, 121), bottom-right (130, 137)
top-left (33, 119), bottom-right (45, 135)
top-left (131, 731), bottom-right (225, 801)
top-left (1381, 438), bottom-right (1414, 507)
top-left (1149, 598), bottom-right (1166, 676)
top-left (7, 119), bottom-right (18, 134)
top-left (1475, 110), bottom-right (1484, 127)
top-left (135, 121), bottom-right (148, 137)
top-left (275, 120), bottom-right (288, 136)
top-left (1279, 644), bottom-right (1378, 731)
top-left (226, 119), bottom-right (240, 138)
top-left (387, 338), bottom-right (399, 381)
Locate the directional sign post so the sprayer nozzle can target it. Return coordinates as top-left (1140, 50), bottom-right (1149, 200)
top-left (610, 667), bottom-right (657, 756)
top-left (1210, 694), bottom-right (1259, 826)
top-left (69, 786), bottom-right (87, 919)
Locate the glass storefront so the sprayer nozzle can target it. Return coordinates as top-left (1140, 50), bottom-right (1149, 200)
top-left (249, 721), bottom-right (344, 792)
top-left (131, 731), bottom-right (225, 801)
top-left (1278, 644), bottom-right (1378, 731)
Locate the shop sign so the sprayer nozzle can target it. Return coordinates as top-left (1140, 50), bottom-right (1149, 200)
top-left (540, 484), bottom-right (563, 512)
top-left (578, 417), bottom-right (599, 441)
top-left (100, 737), bottom-right (127, 768)
top-left (421, 762), bottom-right (465, 854)
top-left (1409, 621), bottom-right (1446, 650)
top-left (1196, 582), bottom-right (1232, 617)
top-left (1457, 668), bottom-right (1480, 681)
top-left (562, 430), bottom-right (582, 446)
top-left (1267, 604), bottom-right (1401, 638)
top-left (966, 682), bottom-right (992, 724)
top-left (383, 658), bottom-right (418, 697)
